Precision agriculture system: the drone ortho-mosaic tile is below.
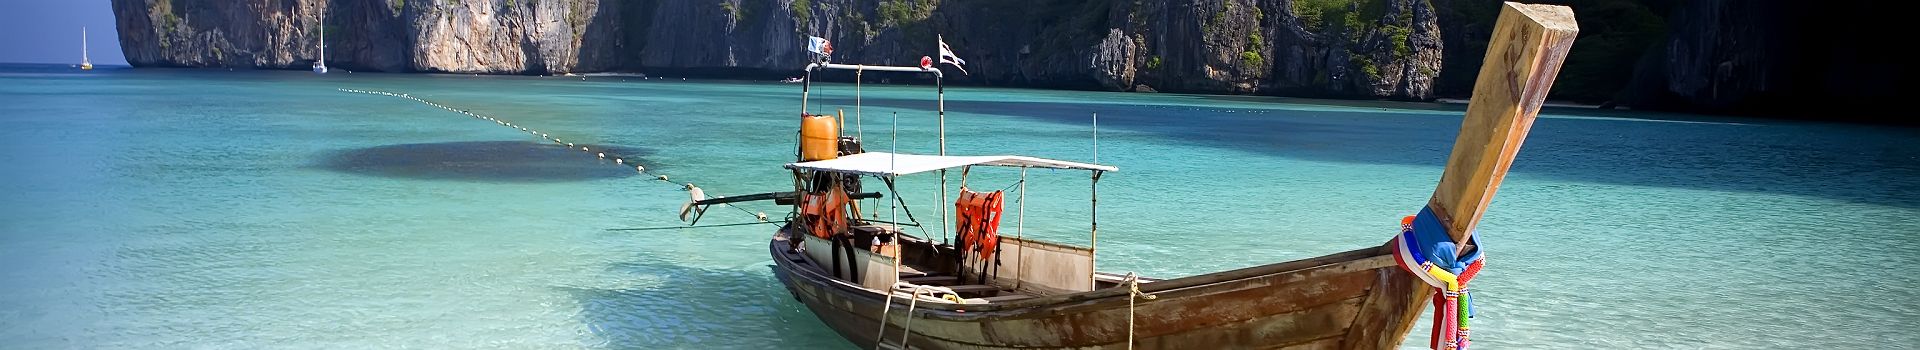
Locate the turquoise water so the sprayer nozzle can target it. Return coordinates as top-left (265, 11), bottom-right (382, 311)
top-left (2, 64), bottom-right (1916, 348)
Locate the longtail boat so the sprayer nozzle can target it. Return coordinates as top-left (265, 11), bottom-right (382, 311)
top-left (682, 3), bottom-right (1576, 348)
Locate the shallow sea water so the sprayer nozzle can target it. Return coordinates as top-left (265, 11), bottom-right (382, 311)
top-left (2, 65), bottom-right (1916, 348)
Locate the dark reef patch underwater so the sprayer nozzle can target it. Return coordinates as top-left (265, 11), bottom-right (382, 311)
top-left (318, 141), bottom-right (654, 183)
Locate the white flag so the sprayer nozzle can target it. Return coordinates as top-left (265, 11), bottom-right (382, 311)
top-left (808, 36), bottom-right (833, 56)
top-left (938, 35), bottom-right (968, 75)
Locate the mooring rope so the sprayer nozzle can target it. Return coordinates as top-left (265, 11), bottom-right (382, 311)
top-left (881, 283), bottom-right (960, 349)
top-left (1124, 271), bottom-right (1157, 350)
top-left (338, 88), bottom-right (773, 226)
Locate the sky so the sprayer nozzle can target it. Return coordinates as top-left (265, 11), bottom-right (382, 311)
top-left (0, 1), bottom-right (128, 65)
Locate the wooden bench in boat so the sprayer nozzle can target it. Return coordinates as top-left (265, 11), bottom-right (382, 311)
top-left (890, 283), bottom-right (1009, 295)
top-left (901, 275), bottom-right (958, 284)
top-left (974, 294), bottom-right (1033, 303)
top-left (943, 284), bottom-right (1006, 294)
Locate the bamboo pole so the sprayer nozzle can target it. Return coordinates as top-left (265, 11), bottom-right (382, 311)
top-left (1428, 2), bottom-right (1578, 247)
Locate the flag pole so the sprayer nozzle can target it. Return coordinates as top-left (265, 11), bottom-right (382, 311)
top-left (937, 35), bottom-right (950, 245)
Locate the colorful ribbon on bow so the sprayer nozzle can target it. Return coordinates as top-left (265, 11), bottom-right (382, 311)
top-left (1390, 207), bottom-right (1486, 350)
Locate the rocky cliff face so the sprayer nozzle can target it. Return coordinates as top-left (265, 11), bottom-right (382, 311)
top-left (109, 0), bottom-right (1913, 117)
top-left (403, 0), bottom-right (631, 74)
top-left (1618, 0), bottom-right (1901, 117)
top-left (805, 0), bottom-right (1442, 99)
top-left (111, 0), bottom-right (626, 74)
top-left (112, 0), bottom-right (329, 68)
top-left (111, 0), bottom-right (1444, 99)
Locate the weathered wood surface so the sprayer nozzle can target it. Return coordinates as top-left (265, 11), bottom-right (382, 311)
top-left (773, 237), bottom-right (1422, 349)
top-left (1340, 246), bottom-right (1436, 350)
top-left (1429, 2), bottom-right (1579, 244)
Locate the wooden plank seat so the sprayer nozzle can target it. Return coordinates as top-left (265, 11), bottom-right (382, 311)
top-left (889, 283), bottom-right (1008, 295)
top-left (974, 294), bottom-right (1033, 303)
top-left (902, 276), bottom-right (958, 285)
top-left (943, 284), bottom-right (1007, 294)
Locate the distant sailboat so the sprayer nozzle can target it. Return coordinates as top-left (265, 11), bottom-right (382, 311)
top-left (80, 27), bottom-right (93, 70)
top-left (312, 7), bottom-right (328, 74)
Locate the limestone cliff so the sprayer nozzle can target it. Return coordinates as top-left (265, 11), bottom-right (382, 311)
top-left (111, 0), bottom-right (332, 68)
top-left (1617, 0), bottom-right (1902, 118)
top-left (111, 0), bottom-right (1445, 100)
top-left (804, 0), bottom-right (1443, 99)
top-left (111, 0), bottom-right (625, 74)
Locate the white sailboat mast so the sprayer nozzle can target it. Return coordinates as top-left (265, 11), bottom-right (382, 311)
top-left (82, 27), bottom-right (90, 64)
top-left (318, 8), bottom-right (326, 62)
top-left (318, 10), bottom-right (325, 63)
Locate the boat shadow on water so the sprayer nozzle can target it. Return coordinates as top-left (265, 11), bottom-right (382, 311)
top-left (834, 97), bottom-right (1920, 208)
top-left (314, 141), bottom-right (656, 183)
top-left (557, 260), bottom-right (852, 348)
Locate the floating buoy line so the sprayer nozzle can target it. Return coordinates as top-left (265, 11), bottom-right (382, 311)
top-left (337, 88), bottom-right (772, 227)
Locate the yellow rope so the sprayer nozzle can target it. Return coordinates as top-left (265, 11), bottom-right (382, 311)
top-left (1125, 272), bottom-right (1157, 350)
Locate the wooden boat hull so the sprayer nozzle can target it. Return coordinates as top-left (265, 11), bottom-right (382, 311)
top-left (770, 234), bottom-right (1430, 349)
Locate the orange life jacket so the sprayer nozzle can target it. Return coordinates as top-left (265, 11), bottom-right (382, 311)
top-left (954, 189), bottom-right (1006, 261)
top-left (802, 188), bottom-right (850, 239)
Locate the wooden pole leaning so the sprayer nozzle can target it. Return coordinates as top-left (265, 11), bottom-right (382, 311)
top-left (1362, 4), bottom-right (1579, 350)
top-left (1428, 2), bottom-right (1579, 248)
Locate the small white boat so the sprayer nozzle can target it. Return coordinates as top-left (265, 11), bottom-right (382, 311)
top-left (80, 27), bottom-right (93, 71)
top-left (782, 77), bottom-right (804, 83)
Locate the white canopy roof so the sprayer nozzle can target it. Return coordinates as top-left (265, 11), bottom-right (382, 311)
top-left (785, 152), bottom-right (1116, 177)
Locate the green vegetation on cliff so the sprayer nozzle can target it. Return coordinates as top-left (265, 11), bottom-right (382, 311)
top-left (790, 0), bottom-right (812, 29)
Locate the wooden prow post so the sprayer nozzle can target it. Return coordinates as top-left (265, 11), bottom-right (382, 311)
top-left (1429, 2), bottom-right (1578, 248)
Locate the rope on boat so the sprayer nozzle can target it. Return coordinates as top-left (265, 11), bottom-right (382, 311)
top-left (1123, 272), bottom-right (1157, 350)
top-left (874, 283), bottom-right (961, 350)
top-left (337, 88), bottom-right (773, 226)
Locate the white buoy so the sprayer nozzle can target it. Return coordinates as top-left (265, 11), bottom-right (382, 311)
top-left (597, 152), bottom-right (605, 158)
top-left (657, 175), bottom-right (668, 181)
top-left (636, 165), bottom-right (645, 173)
top-left (756, 212), bottom-right (768, 222)
top-left (581, 147), bottom-right (589, 152)
top-left (615, 159), bottom-right (624, 164)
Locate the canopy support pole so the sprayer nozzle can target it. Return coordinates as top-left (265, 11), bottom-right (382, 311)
top-left (1090, 170), bottom-right (1102, 288)
top-left (938, 74), bottom-right (949, 244)
top-left (856, 68), bottom-right (864, 141)
top-left (1016, 166), bottom-right (1028, 290)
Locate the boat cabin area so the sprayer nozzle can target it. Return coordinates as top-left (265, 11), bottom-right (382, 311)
top-left (779, 151), bottom-right (1132, 304)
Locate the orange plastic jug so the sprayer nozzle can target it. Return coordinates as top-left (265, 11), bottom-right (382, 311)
top-left (800, 111), bottom-right (840, 161)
